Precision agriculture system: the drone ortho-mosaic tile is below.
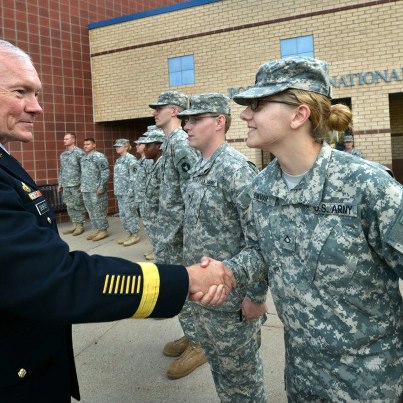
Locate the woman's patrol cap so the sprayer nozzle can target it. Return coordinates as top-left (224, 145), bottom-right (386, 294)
top-left (343, 135), bottom-right (354, 143)
top-left (233, 56), bottom-right (332, 105)
top-left (113, 138), bottom-right (130, 147)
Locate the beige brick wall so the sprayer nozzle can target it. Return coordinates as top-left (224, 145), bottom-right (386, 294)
top-left (355, 133), bottom-right (392, 165)
top-left (89, 0), bottom-right (403, 168)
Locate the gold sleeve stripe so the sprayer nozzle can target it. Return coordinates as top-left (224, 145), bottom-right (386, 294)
top-left (114, 275), bottom-right (121, 294)
top-left (108, 275), bottom-right (115, 294)
top-left (132, 263), bottom-right (160, 318)
top-left (137, 275), bottom-right (141, 294)
top-left (103, 274), bottom-right (110, 294)
top-left (120, 276), bottom-right (126, 294)
top-left (131, 276), bottom-right (140, 294)
top-left (125, 276), bottom-right (131, 294)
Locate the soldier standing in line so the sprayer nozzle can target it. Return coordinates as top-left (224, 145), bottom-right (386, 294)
top-left (136, 127), bottom-right (165, 259)
top-left (178, 93), bottom-right (268, 400)
top-left (343, 132), bottom-right (364, 158)
top-left (134, 131), bottom-right (153, 259)
top-left (58, 132), bottom-right (86, 236)
top-left (80, 138), bottom-right (110, 242)
top-left (113, 138), bottom-right (141, 246)
top-left (149, 91), bottom-right (205, 378)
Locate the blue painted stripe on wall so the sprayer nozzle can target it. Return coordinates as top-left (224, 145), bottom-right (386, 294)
top-left (88, 0), bottom-right (221, 30)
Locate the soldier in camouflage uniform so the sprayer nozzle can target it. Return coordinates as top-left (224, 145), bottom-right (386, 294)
top-left (136, 127), bottom-right (165, 253)
top-left (343, 133), bottom-right (364, 158)
top-left (58, 133), bottom-right (86, 236)
top-left (149, 91), bottom-right (204, 379)
top-left (134, 132), bottom-right (153, 259)
top-left (113, 138), bottom-right (140, 246)
top-left (80, 138), bottom-right (110, 242)
top-left (213, 57), bottom-right (403, 402)
top-left (178, 93), bottom-right (268, 402)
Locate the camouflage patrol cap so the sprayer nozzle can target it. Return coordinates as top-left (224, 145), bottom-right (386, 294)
top-left (233, 57), bottom-right (332, 105)
top-left (149, 91), bottom-right (189, 110)
top-left (134, 134), bottom-right (148, 144)
top-left (112, 138), bottom-right (130, 147)
top-left (177, 93), bottom-right (231, 117)
top-left (139, 132), bottom-right (165, 144)
top-left (343, 135), bottom-right (354, 142)
top-left (136, 125), bottom-right (165, 144)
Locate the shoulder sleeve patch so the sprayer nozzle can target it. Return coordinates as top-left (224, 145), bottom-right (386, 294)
top-left (385, 207), bottom-right (403, 254)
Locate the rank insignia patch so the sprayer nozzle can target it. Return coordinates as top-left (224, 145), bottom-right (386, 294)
top-left (181, 162), bottom-right (191, 172)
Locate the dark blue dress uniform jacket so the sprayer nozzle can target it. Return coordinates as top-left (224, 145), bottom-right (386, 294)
top-left (0, 150), bottom-right (189, 402)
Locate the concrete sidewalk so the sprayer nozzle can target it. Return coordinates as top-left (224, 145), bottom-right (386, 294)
top-left (60, 216), bottom-right (287, 403)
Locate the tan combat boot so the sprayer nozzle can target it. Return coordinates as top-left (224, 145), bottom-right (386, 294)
top-left (163, 336), bottom-right (190, 357)
top-left (123, 233), bottom-right (140, 246)
top-left (116, 234), bottom-right (130, 245)
top-left (72, 223), bottom-right (84, 236)
top-left (86, 231), bottom-right (99, 240)
top-left (92, 230), bottom-right (109, 242)
top-left (166, 342), bottom-right (207, 379)
top-left (62, 223), bottom-right (76, 235)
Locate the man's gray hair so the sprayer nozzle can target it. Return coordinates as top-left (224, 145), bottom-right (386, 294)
top-left (0, 40), bottom-right (32, 64)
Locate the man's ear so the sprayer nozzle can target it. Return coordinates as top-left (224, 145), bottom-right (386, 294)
top-left (215, 115), bottom-right (226, 132)
top-left (171, 106), bottom-right (180, 117)
top-left (290, 104), bottom-right (311, 129)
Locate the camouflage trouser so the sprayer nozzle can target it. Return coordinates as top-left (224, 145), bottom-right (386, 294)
top-left (154, 234), bottom-right (199, 344)
top-left (192, 303), bottom-right (267, 403)
top-left (116, 195), bottom-right (140, 234)
top-left (139, 205), bottom-right (158, 247)
top-left (62, 185), bottom-right (86, 224)
top-left (82, 192), bottom-right (108, 230)
top-left (178, 299), bottom-right (198, 343)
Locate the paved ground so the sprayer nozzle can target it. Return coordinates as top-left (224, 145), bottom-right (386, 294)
top-left (60, 217), bottom-right (287, 403)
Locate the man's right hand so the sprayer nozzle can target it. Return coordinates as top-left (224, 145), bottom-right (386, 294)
top-left (186, 257), bottom-right (236, 305)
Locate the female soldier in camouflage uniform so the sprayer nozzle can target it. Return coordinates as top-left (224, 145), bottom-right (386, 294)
top-left (113, 138), bottom-right (140, 246)
top-left (220, 57), bottom-right (403, 402)
top-left (137, 128), bottom-right (165, 258)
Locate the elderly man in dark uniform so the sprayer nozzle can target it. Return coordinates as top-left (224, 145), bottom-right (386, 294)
top-left (0, 40), bottom-right (235, 403)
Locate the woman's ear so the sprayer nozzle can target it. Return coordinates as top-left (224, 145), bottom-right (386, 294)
top-left (290, 104), bottom-right (311, 129)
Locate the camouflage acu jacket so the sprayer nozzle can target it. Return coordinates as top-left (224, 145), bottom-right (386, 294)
top-left (59, 146), bottom-right (85, 187)
top-left (113, 153), bottom-right (137, 196)
top-left (184, 143), bottom-right (267, 311)
top-left (80, 151), bottom-right (109, 193)
top-left (226, 143), bottom-right (403, 400)
top-left (134, 158), bottom-right (152, 204)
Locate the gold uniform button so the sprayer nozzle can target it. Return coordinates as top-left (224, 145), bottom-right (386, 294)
top-left (47, 217), bottom-right (52, 224)
top-left (18, 368), bottom-right (27, 378)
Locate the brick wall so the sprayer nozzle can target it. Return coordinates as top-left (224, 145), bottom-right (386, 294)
top-left (90, 0), bottom-right (403, 175)
top-left (0, 0), bottom-right (188, 216)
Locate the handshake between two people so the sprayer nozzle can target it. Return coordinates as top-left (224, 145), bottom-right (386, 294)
top-left (185, 256), bottom-right (268, 321)
top-left (186, 256), bottom-right (235, 306)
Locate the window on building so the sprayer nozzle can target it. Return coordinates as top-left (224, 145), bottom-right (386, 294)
top-left (280, 35), bottom-right (314, 58)
top-left (168, 55), bottom-right (195, 86)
